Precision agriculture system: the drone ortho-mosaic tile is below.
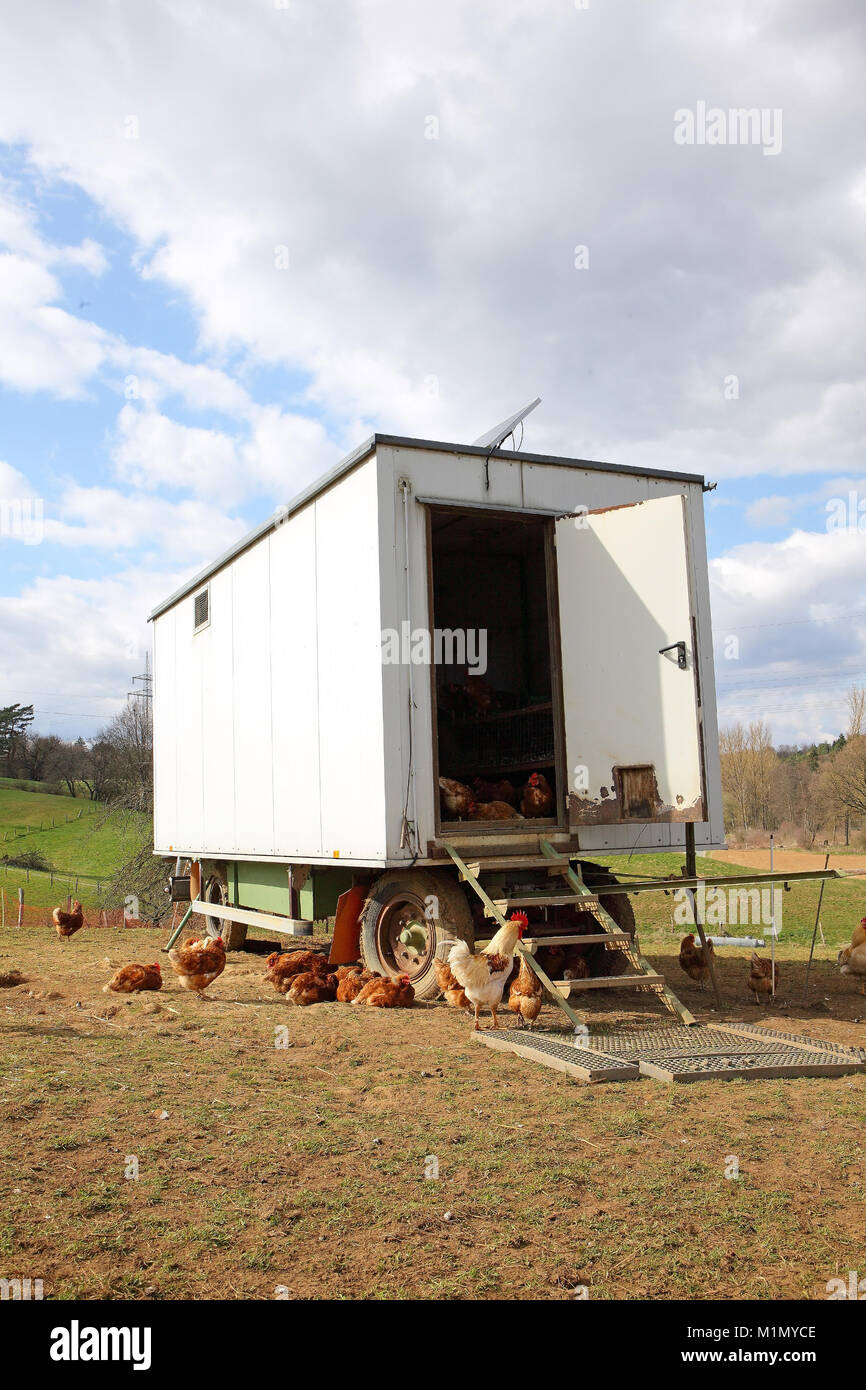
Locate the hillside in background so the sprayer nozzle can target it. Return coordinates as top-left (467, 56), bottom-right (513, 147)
top-left (0, 782), bottom-right (150, 912)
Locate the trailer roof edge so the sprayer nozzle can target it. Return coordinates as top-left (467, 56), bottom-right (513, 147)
top-left (148, 432), bottom-right (706, 621)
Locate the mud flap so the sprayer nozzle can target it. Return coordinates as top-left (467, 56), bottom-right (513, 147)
top-left (329, 885), bottom-right (366, 965)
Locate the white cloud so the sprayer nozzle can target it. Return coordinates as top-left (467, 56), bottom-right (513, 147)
top-left (111, 403), bottom-right (242, 502)
top-left (745, 495), bottom-right (795, 527)
top-left (0, 252), bottom-right (108, 396)
top-left (711, 526), bottom-right (866, 743)
top-left (0, 0), bottom-right (862, 467)
top-left (0, 565), bottom-right (189, 736)
top-left (44, 483), bottom-right (248, 562)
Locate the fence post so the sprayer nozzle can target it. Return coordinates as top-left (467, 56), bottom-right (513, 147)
top-left (17, 888), bottom-right (23, 928)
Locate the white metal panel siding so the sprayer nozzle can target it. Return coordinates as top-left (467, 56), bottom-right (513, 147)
top-left (199, 567), bottom-right (236, 854)
top-left (315, 461), bottom-right (388, 858)
top-left (377, 456), bottom-right (433, 859)
top-left (269, 505), bottom-right (323, 857)
top-left (153, 456), bottom-right (387, 863)
top-left (231, 544), bottom-right (275, 855)
top-left (174, 594), bottom-right (205, 853)
top-left (152, 608), bottom-right (177, 854)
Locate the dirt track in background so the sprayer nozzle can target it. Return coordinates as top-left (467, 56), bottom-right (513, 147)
top-left (710, 848), bottom-right (866, 876)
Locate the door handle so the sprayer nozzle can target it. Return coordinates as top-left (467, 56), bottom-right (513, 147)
top-left (659, 641), bottom-right (687, 670)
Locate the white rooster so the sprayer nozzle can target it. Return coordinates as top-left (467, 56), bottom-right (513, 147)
top-left (448, 911), bottom-right (528, 1030)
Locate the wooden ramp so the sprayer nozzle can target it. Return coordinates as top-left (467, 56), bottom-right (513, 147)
top-left (473, 1023), bottom-right (866, 1085)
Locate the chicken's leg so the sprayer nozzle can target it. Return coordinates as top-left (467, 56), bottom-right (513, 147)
top-left (489, 1003), bottom-right (499, 1029)
top-left (473, 1002), bottom-right (481, 1031)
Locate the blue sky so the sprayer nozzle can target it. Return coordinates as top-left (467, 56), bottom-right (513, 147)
top-left (0, 0), bottom-right (864, 744)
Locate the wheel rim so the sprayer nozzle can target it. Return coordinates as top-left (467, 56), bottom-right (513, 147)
top-left (375, 892), bottom-right (435, 980)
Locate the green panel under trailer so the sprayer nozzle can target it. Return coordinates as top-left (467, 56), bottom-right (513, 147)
top-left (228, 861), bottom-right (356, 924)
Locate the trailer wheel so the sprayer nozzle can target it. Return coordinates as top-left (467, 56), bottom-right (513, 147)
top-left (202, 869), bottom-right (247, 951)
top-left (359, 869), bottom-right (474, 1001)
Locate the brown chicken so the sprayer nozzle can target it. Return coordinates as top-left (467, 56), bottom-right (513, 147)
top-left (837, 942), bottom-right (866, 993)
top-left (562, 956), bottom-right (590, 981)
top-left (467, 799), bottom-right (522, 821)
top-left (748, 952), bottom-right (779, 1004)
top-left (463, 676), bottom-right (497, 715)
top-left (679, 933), bottom-right (714, 988)
top-left (53, 900), bottom-right (85, 942)
top-left (520, 772), bottom-right (554, 818)
top-left (265, 949), bottom-right (330, 993)
top-left (104, 962), bottom-right (163, 994)
top-left (168, 936), bottom-right (226, 996)
top-left (439, 777), bottom-right (474, 820)
top-left (851, 916), bottom-right (866, 950)
top-left (433, 957), bottom-right (470, 1012)
top-left (508, 955), bottom-right (543, 1027)
top-left (354, 973), bottom-right (415, 1008)
top-left (472, 777), bottom-right (518, 807)
top-left (335, 966), bottom-right (378, 1001)
top-left (287, 970), bottom-right (338, 1005)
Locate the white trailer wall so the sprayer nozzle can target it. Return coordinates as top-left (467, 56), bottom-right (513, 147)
top-left (153, 455), bottom-right (388, 864)
top-left (376, 443), bottom-right (724, 859)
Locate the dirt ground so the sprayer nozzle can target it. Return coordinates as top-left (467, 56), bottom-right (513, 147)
top-left (1, 922), bottom-right (864, 1301)
top-left (710, 847), bottom-right (866, 874)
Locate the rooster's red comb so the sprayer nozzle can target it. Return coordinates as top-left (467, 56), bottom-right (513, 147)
top-left (509, 911), bottom-right (530, 928)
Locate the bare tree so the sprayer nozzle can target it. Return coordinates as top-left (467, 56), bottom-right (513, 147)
top-left (846, 685), bottom-right (866, 739)
top-left (829, 735), bottom-right (866, 820)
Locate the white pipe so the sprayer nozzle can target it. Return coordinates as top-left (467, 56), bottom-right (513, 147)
top-left (399, 479), bottom-right (419, 855)
top-left (706, 937), bottom-right (764, 949)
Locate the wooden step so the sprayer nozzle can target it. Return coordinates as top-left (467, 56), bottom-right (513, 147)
top-left (522, 933), bottom-right (631, 948)
top-left (556, 972), bottom-right (666, 994)
top-left (458, 855), bottom-right (572, 878)
top-left (487, 893), bottom-right (599, 913)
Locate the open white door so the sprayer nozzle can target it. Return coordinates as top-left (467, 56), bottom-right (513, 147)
top-left (555, 493), bottom-right (706, 826)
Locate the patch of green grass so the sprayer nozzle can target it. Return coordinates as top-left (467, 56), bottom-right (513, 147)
top-left (586, 850), bottom-right (862, 947)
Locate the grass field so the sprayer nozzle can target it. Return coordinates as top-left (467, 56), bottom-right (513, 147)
top-left (588, 851), bottom-right (865, 948)
top-left (0, 785), bottom-right (150, 912)
top-left (1, 866), bottom-right (864, 1301)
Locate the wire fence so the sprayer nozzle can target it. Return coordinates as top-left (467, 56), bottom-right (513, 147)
top-left (1, 896), bottom-right (170, 932)
top-left (0, 862), bottom-right (102, 893)
top-left (2, 805), bottom-right (100, 842)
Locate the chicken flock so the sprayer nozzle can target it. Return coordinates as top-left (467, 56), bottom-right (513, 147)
top-left (37, 901), bottom-right (866, 1021)
top-left (439, 772), bottom-right (554, 822)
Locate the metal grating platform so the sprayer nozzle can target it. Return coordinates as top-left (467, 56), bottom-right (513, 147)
top-left (475, 1022), bottom-right (866, 1085)
top-left (472, 1029), bottom-right (639, 1083)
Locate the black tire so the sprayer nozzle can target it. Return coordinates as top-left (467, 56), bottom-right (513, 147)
top-left (580, 860), bottom-right (636, 977)
top-left (202, 866), bottom-right (247, 951)
top-left (359, 868), bottom-right (474, 1000)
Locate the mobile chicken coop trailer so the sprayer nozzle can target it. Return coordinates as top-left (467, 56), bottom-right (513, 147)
top-left (150, 416), bottom-right (727, 1015)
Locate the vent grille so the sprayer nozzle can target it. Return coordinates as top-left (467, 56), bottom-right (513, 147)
top-left (193, 588), bottom-right (209, 631)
